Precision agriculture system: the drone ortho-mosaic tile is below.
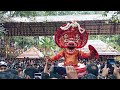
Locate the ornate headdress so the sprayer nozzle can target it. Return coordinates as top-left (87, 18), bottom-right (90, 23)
top-left (54, 21), bottom-right (88, 48)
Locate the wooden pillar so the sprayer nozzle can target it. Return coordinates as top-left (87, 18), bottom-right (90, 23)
top-left (5, 35), bottom-right (9, 58)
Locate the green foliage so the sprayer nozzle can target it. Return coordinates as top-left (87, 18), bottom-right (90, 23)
top-left (89, 35), bottom-right (98, 40)
top-left (0, 11), bottom-right (106, 18)
top-left (14, 36), bottom-right (35, 49)
top-left (102, 11), bottom-right (109, 16)
top-left (39, 36), bottom-right (55, 49)
top-left (102, 11), bottom-right (120, 23)
top-left (39, 36), bottom-right (55, 55)
top-left (115, 35), bottom-right (120, 46)
top-left (13, 11), bottom-right (39, 17)
top-left (1, 11), bottom-right (120, 21)
top-left (1, 11), bottom-right (120, 53)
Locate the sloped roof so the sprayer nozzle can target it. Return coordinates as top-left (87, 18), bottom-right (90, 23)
top-left (80, 40), bottom-right (120, 56)
top-left (16, 47), bottom-right (44, 58)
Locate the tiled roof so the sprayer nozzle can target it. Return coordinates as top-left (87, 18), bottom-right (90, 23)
top-left (80, 40), bottom-right (120, 56)
top-left (16, 47), bottom-right (44, 58)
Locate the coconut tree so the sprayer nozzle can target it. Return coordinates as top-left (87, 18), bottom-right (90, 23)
top-left (39, 36), bottom-right (55, 55)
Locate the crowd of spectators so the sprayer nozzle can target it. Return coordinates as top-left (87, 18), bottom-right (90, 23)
top-left (0, 57), bottom-right (120, 79)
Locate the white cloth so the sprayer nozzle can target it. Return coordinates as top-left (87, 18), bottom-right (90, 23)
top-left (77, 63), bottom-right (86, 68)
top-left (58, 62), bottom-right (86, 68)
top-left (58, 63), bottom-right (64, 67)
top-left (0, 61), bottom-right (7, 66)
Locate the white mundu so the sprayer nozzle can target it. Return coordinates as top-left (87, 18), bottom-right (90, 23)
top-left (58, 62), bottom-right (86, 68)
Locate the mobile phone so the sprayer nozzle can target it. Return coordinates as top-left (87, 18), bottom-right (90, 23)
top-left (34, 73), bottom-right (41, 79)
top-left (107, 59), bottom-right (115, 74)
top-left (107, 59), bottom-right (115, 66)
top-left (53, 67), bottom-right (66, 75)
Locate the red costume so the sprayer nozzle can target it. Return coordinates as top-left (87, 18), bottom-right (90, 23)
top-left (48, 21), bottom-right (99, 74)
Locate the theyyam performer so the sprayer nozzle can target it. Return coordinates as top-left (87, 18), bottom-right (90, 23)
top-left (45, 21), bottom-right (99, 74)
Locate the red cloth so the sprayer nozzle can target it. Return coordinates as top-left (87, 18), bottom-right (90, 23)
top-left (75, 67), bottom-right (86, 73)
top-left (74, 66), bottom-right (87, 78)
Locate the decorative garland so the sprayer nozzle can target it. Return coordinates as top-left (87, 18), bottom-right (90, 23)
top-left (60, 21), bottom-right (85, 34)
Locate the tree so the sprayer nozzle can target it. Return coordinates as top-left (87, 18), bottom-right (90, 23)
top-left (0, 11), bottom-right (105, 18)
top-left (114, 35), bottom-right (120, 46)
top-left (14, 36), bottom-right (35, 49)
top-left (39, 36), bottom-right (55, 55)
top-left (102, 11), bottom-right (120, 23)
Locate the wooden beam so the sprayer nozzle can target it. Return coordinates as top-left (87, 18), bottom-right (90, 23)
top-left (3, 20), bottom-right (120, 36)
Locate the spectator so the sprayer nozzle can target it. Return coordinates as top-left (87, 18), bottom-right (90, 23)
top-left (98, 64), bottom-right (109, 79)
top-left (81, 73), bottom-right (97, 79)
top-left (41, 72), bottom-right (50, 79)
top-left (86, 63), bottom-right (99, 77)
top-left (1, 56), bottom-right (120, 79)
top-left (33, 63), bottom-right (38, 69)
top-left (80, 63), bottom-right (98, 79)
top-left (38, 66), bottom-right (44, 73)
top-left (16, 66), bottom-right (24, 78)
top-left (4, 69), bottom-right (21, 79)
top-left (0, 72), bottom-right (8, 79)
top-left (5, 69), bottom-right (18, 75)
top-left (97, 64), bottom-right (117, 79)
top-left (24, 67), bottom-right (38, 79)
top-left (0, 61), bottom-right (8, 72)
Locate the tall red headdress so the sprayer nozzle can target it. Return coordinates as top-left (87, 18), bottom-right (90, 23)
top-left (54, 21), bottom-right (89, 48)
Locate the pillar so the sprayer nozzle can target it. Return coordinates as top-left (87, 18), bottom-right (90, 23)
top-left (5, 35), bottom-right (9, 58)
